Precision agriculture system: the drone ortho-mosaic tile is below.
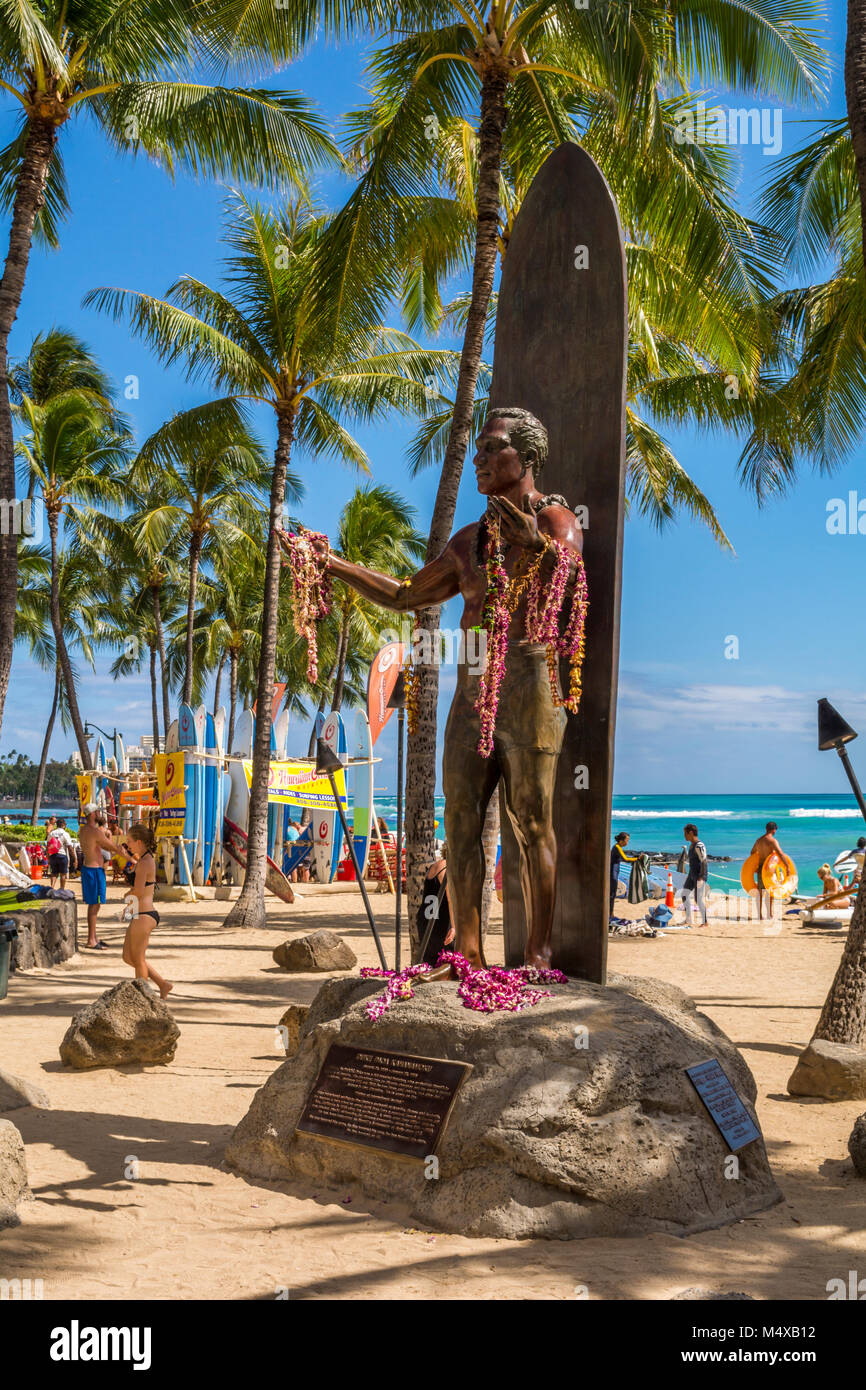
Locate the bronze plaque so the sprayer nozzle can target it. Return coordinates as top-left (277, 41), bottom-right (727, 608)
top-left (296, 1044), bottom-right (472, 1161)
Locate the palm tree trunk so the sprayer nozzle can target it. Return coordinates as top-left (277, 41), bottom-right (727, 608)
top-left (182, 532), bottom-right (202, 705)
top-left (847, 0), bottom-right (866, 273)
top-left (224, 407), bottom-right (295, 927)
top-left (0, 117), bottom-right (57, 741)
top-left (405, 64), bottom-right (509, 929)
top-left (47, 510), bottom-right (91, 768)
top-left (31, 666), bottom-right (60, 824)
top-left (152, 583), bottom-right (170, 745)
top-left (331, 608), bottom-right (352, 712)
top-left (810, 882), bottom-right (866, 1043)
top-left (227, 648), bottom-right (239, 753)
top-left (149, 644), bottom-right (160, 751)
top-left (213, 649), bottom-right (227, 716)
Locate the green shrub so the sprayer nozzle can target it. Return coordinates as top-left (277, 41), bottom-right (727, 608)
top-left (0, 824), bottom-right (47, 843)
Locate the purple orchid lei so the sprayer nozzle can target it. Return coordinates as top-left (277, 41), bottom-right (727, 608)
top-left (360, 950), bottom-right (567, 1021)
top-left (284, 530), bottom-right (332, 685)
top-left (473, 514), bottom-right (589, 757)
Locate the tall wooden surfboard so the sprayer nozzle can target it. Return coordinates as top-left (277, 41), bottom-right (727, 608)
top-left (490, 143), bottom-right (627, 984)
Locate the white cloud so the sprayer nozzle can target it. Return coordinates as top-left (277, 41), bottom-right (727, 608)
top-left (618, 673), bottom-right (866, 738)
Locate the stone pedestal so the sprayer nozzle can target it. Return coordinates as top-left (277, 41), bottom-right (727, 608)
top-left (226, 973), bottom-right (781, 1240)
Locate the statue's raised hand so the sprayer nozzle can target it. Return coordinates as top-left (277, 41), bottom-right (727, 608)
top-left (489, 494), bottom-right (545, 552)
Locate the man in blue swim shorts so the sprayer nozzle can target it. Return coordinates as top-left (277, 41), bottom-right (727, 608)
top-left (78, 804), bottom-right (125, 950)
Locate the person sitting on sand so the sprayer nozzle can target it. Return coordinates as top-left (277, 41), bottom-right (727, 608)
top-left (121, 822), bottom-right (173, 999)
top-left (78, 804), bottom-right (126, 950)
top-left (816, 863), bottom-right (850, 907)
top-left (749, 821), bottom-right (793, 922)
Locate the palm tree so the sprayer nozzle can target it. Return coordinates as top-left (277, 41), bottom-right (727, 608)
top-left (129, 401), bottom-right (287, 706)
top-left (16, 392), bottom-right (131, 764)
top-left (105, 596), bottom-right (165, 752)
top-left (846, 0), bottom-right (866, 274)
top-left (322, 1), bottom-right (829, 922)
top-left (87, 194), bottom-right (457, 926)
top-left (95, 514), bottom-right (186, 748)
top-left (330, 484), bottom-right (425, 710)
top-left (16, 541), bottom-right (105, 819)
top-left (0, 1), bottom-right (343, 742)
top-left (754, 115), bottom-right (866, 1052)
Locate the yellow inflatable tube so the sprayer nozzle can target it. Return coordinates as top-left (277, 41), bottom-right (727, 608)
top-left (761, 852), bottom-right (798, 899)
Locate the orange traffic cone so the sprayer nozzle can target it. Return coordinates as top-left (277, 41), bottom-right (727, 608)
top-left (665, 869), bottom-right (675, 909)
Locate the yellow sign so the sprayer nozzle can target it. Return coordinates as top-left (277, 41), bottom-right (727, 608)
top-left (75, 773), bottom-right (92, 812)
top-left (154, 753), bottom-right (186, 837)
top-left (243, 760), bottom-right (347, 810)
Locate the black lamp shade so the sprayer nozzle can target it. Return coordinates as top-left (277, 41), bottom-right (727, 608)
top-left (817, 698), bottom-right (858, 751)
top-left (315, 738), bottom-right (343, 776)
top-left (387, 670), bottom-right (406, 710)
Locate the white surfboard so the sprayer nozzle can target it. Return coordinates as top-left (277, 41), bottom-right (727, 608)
top-left (213, 707), bottom-right (226, 883)
top-left (161, 719), bottom-right (178, 885)
top-left (313, 711), bottom-right (347, 883)
top-left (351, 710), bottom-right (374, 878)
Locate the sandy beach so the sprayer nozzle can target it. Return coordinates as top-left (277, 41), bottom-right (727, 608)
top-left (1, 883), bottom-right (864, 1301)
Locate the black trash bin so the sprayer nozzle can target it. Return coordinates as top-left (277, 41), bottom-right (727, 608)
top-left (0, 917), bottom-right (18, 1000)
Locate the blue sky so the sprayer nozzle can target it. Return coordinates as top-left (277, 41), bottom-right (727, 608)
top-left (4, 12), bottom-right (864, 796)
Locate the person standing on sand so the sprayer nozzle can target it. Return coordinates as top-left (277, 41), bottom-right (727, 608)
top-left (121, 822), bottom-right (172, 999)
top-left (47, 818), bottom-right (74, 889)
top-left (750, 821), bottom-right (793, 921)
top-left (681, 823), bottom-right (709, 926)
top-left (609, 831), bottom-right (636, 919)
top-left (78, 803), bottom-right (125, 950)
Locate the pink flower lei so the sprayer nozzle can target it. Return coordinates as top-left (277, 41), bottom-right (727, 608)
top-left (473, 513), bottom-right (589, 757)
top-left (283, 530), bottom-right (332, 685)
top-left (360, 951), bottom-right (567, 1020)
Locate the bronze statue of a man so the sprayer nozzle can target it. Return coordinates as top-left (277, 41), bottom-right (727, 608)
top-left (303, 408), bottom-right (583, 971)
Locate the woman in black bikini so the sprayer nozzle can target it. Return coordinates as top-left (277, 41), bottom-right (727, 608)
top-left (121, 823), bottom-right (173, 999)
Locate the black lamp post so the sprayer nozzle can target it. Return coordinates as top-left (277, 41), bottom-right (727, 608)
top-left (315, 738), bottom-right (388, 971)
top-left (84, 721), bottom-right (123, 765)
top-left (817, 698), bottom-right (866, 824)
top-left (387, 671), bottom-right (406, 970)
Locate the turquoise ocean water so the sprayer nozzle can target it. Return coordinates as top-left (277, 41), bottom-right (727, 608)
top-left (370, 792), bottom-right (866, 898)
top-left (20, 792), bottom-right (866, 897)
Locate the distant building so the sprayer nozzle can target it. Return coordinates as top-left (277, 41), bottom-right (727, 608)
top-left (70, 750), bottom-right (83, 770)
top-left (125, 745), bottom-right (149, 772)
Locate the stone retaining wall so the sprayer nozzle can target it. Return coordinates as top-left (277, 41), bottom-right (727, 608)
top-left (8, 899), bottom-right (77, 971)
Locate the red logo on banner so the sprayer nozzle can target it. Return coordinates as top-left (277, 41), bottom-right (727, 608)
top-left (366, 642), bottom-right (405, 746)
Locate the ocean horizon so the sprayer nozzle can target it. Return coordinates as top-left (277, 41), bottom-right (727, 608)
top-left (13, 790), bottom-right (864, 896)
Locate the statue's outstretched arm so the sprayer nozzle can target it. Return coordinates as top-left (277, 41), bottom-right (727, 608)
top-left (327, 544), bottom-right (460, 613)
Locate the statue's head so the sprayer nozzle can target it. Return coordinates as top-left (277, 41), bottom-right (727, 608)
top-left (473, 407), bottom-right (548, 496)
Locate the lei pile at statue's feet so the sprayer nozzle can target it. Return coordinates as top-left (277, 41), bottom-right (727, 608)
top-left (360, 951), bottom-right (567, 1021)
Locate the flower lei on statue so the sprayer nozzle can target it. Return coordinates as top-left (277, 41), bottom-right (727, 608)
top-left (282, 529), bottom-right (332, 684)
top-left (475, 512), bottom-right (589, 758)
top-left (360, 951), bottom-right (567, 1021)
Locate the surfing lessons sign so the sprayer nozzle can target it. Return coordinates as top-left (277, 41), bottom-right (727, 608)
top-left (366, 642), bottom-right (404, 746)
top-left (154, 753), bottom-right (186, 837)
top-left (243, 759), bottom-right (347, 811)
